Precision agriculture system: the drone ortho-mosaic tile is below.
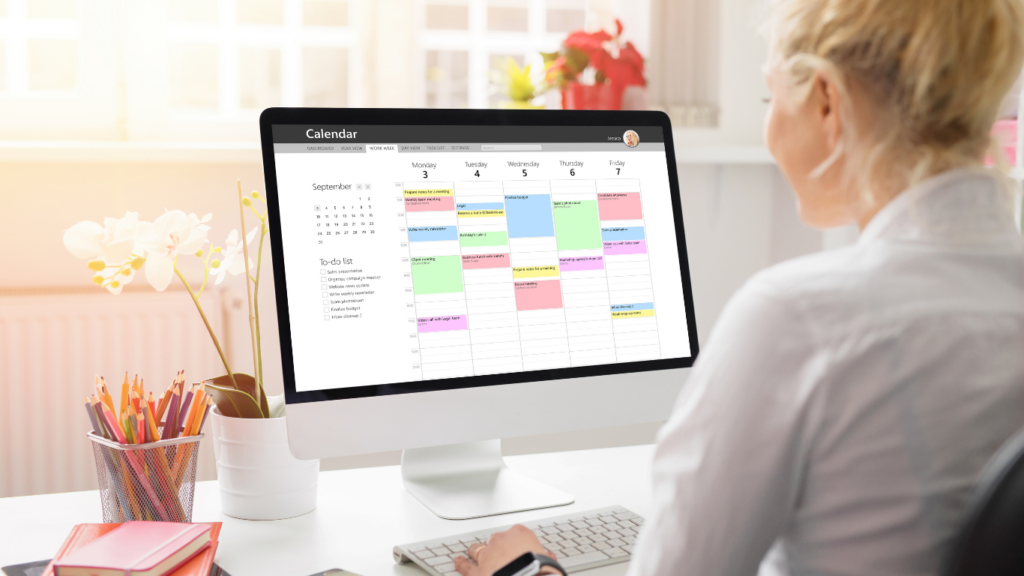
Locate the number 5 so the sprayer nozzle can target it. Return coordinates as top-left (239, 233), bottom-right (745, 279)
top-left (522, 169), bottom-right (527, 177)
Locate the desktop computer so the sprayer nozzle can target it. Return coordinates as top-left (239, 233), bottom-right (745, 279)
top-left (259, 108), bottom-right (699, 523)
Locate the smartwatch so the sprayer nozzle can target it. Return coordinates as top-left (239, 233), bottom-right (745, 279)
top-left (494, 552), bottom-right (567, 576)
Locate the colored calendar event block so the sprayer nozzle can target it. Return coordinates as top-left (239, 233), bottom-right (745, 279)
top-left (603, 240), bottom-right (648, 256)
top-left (512, 265), bottom-right (560, 279)
top-left (462, 253), bottom-right (510, 269)
top-left (457, 202), bottom-right (504, 210)
top-left (406, 196), bottom-right (456, 212)
top-left (411, 256), bottom-right (464, 295)
top-left (405, 188), bottom-right (454, 197)
top-left (600, 226), bottom-right (646, 241)
top-left (409, 226), bottom-right (458, 242)
top-left (559, 256), bottom-right (604, 272)
top-left (417, 315), bottom-right (469, 333)
top-left (611, 303), bottom-right (654, 319)
top-left (458, 209), bottom-right (506, 218)
top-left (553, 200), bottom-right (602, 250)
top-left (597, 193), bottom-right (643, 220)
top-left (505, 194), bottom-right (555, 238)
top-left (459, 231), bottom-right (508, 247)
top-left (514, 280), bottom-right (563, 311)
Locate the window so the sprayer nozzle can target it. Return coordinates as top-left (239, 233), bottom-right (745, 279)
top-left (417, 0), bottom-right (589, 109)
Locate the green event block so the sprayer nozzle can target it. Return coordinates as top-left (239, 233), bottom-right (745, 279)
top-left (459, 231), bottom-right (509, 247)
top-left (553, 200), bottom-right (602, 250)
top-left (411, 255), bottom-right (464, 295)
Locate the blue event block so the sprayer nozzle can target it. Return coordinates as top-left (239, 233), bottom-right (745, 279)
top-left (600, 226), bottom-right (646, 241)
top-left (456, 202), bottom-right (505, 210)
top-left (408, 226), bottom-right (459, 242)
top-left (611, 303), bottom-right (654, 311)
top-left (504, 194), bottom-right (555, 238)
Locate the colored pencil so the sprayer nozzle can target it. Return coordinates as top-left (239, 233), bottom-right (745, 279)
top-left (161, 386), bottom-right (181, 440)
top-left (119, 373), bottom-right (130, 417)
top-left (147, 391), bottom-right (156, 420)
top-left (177, 384), bottom-right (195, 437)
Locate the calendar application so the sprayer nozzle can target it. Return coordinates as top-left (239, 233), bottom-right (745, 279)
top-left (271, 125), bottom-right (691, 392)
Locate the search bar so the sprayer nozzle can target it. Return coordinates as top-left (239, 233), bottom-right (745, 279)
top-left (480, 144), bottom-right (542, 151)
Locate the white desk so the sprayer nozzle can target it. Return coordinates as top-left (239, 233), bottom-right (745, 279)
top-left (0, 445), bottom-right (655, 576)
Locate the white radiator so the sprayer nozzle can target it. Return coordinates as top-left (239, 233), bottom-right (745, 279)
top-left (0, 289), bottom-right (225, 498)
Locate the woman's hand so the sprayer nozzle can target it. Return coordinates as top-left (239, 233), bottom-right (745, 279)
top-left (453, 525), bottom-right (559, 576)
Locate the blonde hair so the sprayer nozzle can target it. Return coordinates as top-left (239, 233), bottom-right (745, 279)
top-left (766, 0), bottom-right (1024, 207)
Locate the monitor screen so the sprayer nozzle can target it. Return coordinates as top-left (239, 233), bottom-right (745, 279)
top-left (264, 114), bottom-right (697, 402)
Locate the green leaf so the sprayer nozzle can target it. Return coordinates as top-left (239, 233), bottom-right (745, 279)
top-left (204, 373), bottom-right (266, 418)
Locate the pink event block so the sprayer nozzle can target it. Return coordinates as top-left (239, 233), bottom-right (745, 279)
top-left (559, 256), bottom-right (604, 272)
top-left (406, 196), bottom-right (456, 212)
top-left (514, 280), bottom-right (563, 311)
top-left (418, 315), bottom-right (468, 333)
top-left (462, 253), bottom-right (510, 270)
top-left (603, 240), bottom-right (647, 256)
top-left (597, 193), bottom-right (643, 220)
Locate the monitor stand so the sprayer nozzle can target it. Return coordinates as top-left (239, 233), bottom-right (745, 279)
top-left (401, 440), bottom-right (574, 520)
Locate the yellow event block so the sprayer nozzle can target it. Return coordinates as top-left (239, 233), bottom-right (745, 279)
top-left (512, 266), bottom-right (559, 279)
top-left (611, 309), bottom-right (656, 319)
top-left (457, 210), bottom-right (506, 218)
top-left (404, 189), bottom-right (454, 197)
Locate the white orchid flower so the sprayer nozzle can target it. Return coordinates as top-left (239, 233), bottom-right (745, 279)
top-left (63, 212), bottom-right (148, 294)
top-left (137, 210), bottom-right (210, 291)
top-left (213, 228), bottom-right (257, 285)
top-left (63, 211), bottom-right (144, 264)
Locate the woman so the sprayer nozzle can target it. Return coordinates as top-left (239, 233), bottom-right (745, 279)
top-left (455, 0), bottom-right (1024, 574)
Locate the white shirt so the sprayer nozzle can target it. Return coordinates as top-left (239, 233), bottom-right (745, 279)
top-left (628, 169), bottom-right (1024, 576)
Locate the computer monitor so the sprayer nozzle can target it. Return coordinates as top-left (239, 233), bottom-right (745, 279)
top-left (259, 108), bottom-right (699, 520)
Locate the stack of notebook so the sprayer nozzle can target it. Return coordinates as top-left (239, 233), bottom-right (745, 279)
top-left (40, 522), bottom-right (221, 576)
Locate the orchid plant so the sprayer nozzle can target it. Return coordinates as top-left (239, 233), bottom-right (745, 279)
top-left (63, 183), bottom-right (275, 419)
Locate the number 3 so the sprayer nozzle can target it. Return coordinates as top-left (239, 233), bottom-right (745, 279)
top-left (422, 170), bottom-right (428, 179)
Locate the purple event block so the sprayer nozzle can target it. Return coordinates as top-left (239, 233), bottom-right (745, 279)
top-left (559, 256), bottom-right (605, 272)
top-left (603, 240), bottom-right (648, 256)
top-left (417, 315), bottom-right (468, 333)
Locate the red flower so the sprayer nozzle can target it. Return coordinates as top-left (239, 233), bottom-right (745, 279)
top-left (559, 20), bottom-right (645, 88)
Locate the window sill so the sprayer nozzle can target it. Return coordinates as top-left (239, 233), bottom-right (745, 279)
top-left (673, 145), bottom-right (774, 165)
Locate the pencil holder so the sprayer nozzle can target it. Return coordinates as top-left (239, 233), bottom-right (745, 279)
top-left (88, 432), bottom-right (203, 523)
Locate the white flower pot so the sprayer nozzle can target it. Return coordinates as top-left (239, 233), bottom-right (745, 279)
top-left (210, 407), bottom-right (320, 520)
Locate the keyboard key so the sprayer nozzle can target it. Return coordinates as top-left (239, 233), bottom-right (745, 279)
top-left (442, 540), bottom-right (461, 547)
top-left (584, 514), bottom-right (601, 519)
top-left (542, 528), bottom-right (560, 536)
top-left (548, 534), bottom-right (564, 543)
top-left (540, 522), bottom-right (555, 528)
top-left (591, 525), bottom-right (608, 534)
top-left (559, 551), bottom-right (611, 568)
top-left (426, 556), bottom-right (450, 566)
top-left (436, 563), bottom-right (456, 573)
top-left (600, 515), bottom-right (617, 523)
top-left (590, 533), bottom-right (609, 542)
top-left (559, 526), bottom-right (577, 534)
top-left (631, 519), bottom-right (645, 527)
top-left (576, 528), bottom-right (594, 536)
top-left (592, 541), bottom-right (610, 550)
top-left (622, 544), bottom-right (634, 553)
top-left (615, 512), bottom-right (639, 521)
top-left (586, 519), bottom-right (604, 527)
top-left (619, 528), bottom-right (638, 537)
top-left (571, 522), bottom-right (589, 530)
top-left (573, 537), bottom-right (592, 547)
top-left (539, 536), bottom-right (551, 545)
top-left (459, 537), bottom-right (477, 544)
top-left (623, 536), bottom-right (637, 544)
top-left (449, 543), bottom-right (468, 553)
top-left (605, 547), bottom-right (628, 558)
top-left (561, 547), bottom-right (581, 556)
top-left (410, 545), bottom-right (427, 552)
top-left (606, 538), bottom-right (626, 547)
top-left (578, 544), bottom-right (597, 553)
top-left (547, 542), bottom-right (563, 551)
top-left (555, 520), bottom-right (571, 526)
top-left (415, 550), bottom-right (435, 559)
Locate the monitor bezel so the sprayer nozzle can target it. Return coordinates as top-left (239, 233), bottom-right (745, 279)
top-left (259, 107), bottom-right (700, 405)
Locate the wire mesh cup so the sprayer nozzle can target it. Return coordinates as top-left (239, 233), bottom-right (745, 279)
top-left (88, 432), bottom-right (203, 523)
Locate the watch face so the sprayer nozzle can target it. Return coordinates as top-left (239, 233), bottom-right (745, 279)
top-left (494, 553), bottom-right (538, 576)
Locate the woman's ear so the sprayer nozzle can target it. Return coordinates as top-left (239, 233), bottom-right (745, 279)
top-left (813, 72), bottom-right (843, 148)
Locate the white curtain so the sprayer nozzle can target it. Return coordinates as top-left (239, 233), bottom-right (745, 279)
top-left (647, 0), bottom-right (720, 127)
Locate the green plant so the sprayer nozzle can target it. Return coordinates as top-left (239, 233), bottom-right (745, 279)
top-left (491, 57), bottom-right (538, 103)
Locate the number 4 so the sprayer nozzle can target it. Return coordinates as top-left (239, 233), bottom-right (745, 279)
top-left (474, 170), bottom-right (480, 177)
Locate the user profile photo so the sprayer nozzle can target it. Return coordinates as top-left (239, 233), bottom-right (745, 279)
top-left (623, 130), bottom-right (640, 148)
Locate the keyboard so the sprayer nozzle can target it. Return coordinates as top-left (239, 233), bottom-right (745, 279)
top-left (394, 506), bottom-right (644, 575)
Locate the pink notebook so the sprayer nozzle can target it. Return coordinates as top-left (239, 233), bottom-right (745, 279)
top-left (53, 522), bottom-right (212, 576)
